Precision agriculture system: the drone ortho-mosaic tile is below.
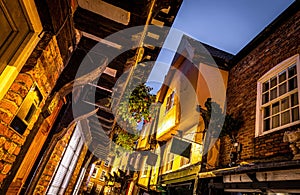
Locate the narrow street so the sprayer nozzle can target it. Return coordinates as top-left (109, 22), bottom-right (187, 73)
top-left (0, 0), bottom-right (299, 194)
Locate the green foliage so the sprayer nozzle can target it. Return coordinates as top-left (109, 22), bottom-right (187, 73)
top-left (115, 130), bottom-right (139, 151)
top-left (117, 83), bottom-right (156, 130)
top-left (113, 83), bottom-right (156, 152)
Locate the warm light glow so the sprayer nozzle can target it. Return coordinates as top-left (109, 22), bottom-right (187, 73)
top-left (156, 113), bottom-right (176, 139)
top-left (0, 66), bottom-right (18, 100)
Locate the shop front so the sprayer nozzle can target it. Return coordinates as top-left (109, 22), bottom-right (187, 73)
top-left (159, 164), bottom-right (201, 195)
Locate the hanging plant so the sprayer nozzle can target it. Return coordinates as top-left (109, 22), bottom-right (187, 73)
top-left (112, 125), bottom-right (139, 153)
top-left (115, 131), bottom-right (138, 151)
top-left (117, 83), bottom-right (156, 131)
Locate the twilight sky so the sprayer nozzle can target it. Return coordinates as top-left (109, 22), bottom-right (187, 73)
top-left (147, 0), bottom-right (295, 93)
top-left (173, 0), bottom-right (295, 54)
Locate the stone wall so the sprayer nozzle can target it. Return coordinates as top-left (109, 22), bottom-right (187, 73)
top-left (220, 9), bottom-right (300, 165)
top-left (0, 34), bottom-right (64, 188)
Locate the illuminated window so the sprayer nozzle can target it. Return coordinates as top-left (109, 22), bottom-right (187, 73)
top-left (99, 170), bottom-right (106, 181)
top-left (91, 167), bottom-right (99, 178)
top-left (166, 153), bottom-right (174, 171)
top-left (104, 157), bottom-right (111, 167)
top-left (141, 157), bottom-right (149, 177)
top-left (256, 55), bottom-right (300, 136)
top-left (47, 123), bottom-right (84, 194)
top-left (164, 142), bottom-right (174, 172)
top-left (10, 84), bottom-right (42, 135)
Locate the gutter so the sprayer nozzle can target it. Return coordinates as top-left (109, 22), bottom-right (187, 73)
top-left (199, 160), bottom-right (300, 178)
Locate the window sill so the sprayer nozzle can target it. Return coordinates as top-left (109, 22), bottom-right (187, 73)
top-left (257, 120), bottom-right (300, 137)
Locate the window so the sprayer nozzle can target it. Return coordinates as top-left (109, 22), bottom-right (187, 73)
top-left (165, 91), bottom-right (175, 112)
top-left (10, 83), bottom-right (43, 135)
top-left (256, 55), bottom-right (300, 136)
top-left (163, 142), bottom-right (174, 172)
top-left (0, 0), bottom-right (42, 100)
top-left (47, 123), bottom-right (84, 195)
top-left (141, 157), bottom-right (149, 177)
top-left (166, 153), bottom-right (174, 171)
top-left (99, 170), bottom-right (106, 181)
top-left (91, 167), bottom-right (99, 178)
top-left (104, 157), bottom-right (111, 167)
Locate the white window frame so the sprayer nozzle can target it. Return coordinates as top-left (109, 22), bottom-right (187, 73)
top-left (91, 167), bottom-right (99, 178)
top-left (255, 54), bottom-right (300, 137)
top-left (141, 157), bottom-right (149, 178)
top-left (47, 123), bottom-right (84, 195)
top-left (104, 157), bottom-right (111, 167)
top-left (163, 141), bottom-right (174, 173)
top-left (99, 170), bottom-right (107, 181)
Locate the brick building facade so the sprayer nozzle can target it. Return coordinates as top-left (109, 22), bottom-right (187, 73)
top-left (200, 1), bottom-right (300, 194)
top-left (221, 2), bottom-right (300, 165)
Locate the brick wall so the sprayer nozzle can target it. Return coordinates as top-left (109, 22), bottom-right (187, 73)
top-left (33, 125), bottom-right (75, 194)
top-left (0, 34), bottom-right (64, 188)
top-left (220, 9), bottom-right (300, 166)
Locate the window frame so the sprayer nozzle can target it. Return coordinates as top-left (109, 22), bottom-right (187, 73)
top-left (104, 157), bottom-right (111, 167)
top-left (0, 0), bottom-right (42, 100)
top-left (141, 157), bottom-right (149, 178)
top-left (46, 123), bottom-right (84, 194)
top-left (165, 90), bottom-right (175, 113)
top-left (255, 54), bottom-right (300, 137)
top-left (99, 170), bottom-right (107, 181)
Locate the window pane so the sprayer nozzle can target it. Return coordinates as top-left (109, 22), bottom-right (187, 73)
top-left (263, 118), bottom-right (270, 131)
top-left (263, 81), bottom-right (269, 92)
top-left (288, 77), bottom-right (297, 91)
top-left (270, 76), bottom-right (277, 88)
top-left (272, 102), bottom-right (279, 114)
top-left (272, 115), bottom-right (280, 128)
top-left (288, 64), bottom-right (297, 78)
top-left (270, 88), bottom-right (277, 100)
top-left (291, 93), bottom-right (299, 106)
top-left (279, 70), bottom-right (286, 83)
top-left (279, 82), bottom-right (287, 96)
top-left (281, 97), bottom-right (289, 111)
top-left (264, 106), bottom-right (270, 118)
top-left (262, 92), bottom-right (269, 104)
top-left (292, 107), bottom-right (299, 122)
top-left (281, 110), bottom-right (290, 125)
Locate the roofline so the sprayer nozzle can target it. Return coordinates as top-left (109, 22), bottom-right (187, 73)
top-left (230, 0), bottom-right (300, 66)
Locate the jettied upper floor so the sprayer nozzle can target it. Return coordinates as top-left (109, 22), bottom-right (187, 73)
top-left (0, 0), bottom-right (183, 193)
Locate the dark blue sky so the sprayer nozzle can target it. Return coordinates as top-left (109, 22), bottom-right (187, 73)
top-left (147, 0), bottom-right (295, 92)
